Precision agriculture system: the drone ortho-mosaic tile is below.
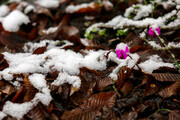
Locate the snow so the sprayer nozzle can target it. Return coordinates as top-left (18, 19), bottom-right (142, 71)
top-left (82, 50), bottom-right (107, 71)
top-left (36, 0), bottom-right (61, 8)
top-left (29, 74), bottom-right (47, 90)
top-left (0, 72), bottom-right (52, 119)
top-left (115, 43), bottom-right (129, 51)
top-left (80, 38), bottom-right (89, 46)
top-left (52, 72), bottom-right (81, 88)
top-left (23, 40), bottom-right (73, 52)
top-left (24, 4), bottom-right (35, 14)
top-left (86, 0), bottom-right (180, 32)
top-left (2, 101), bottom-right (34, 120)
top-left (149, 41), bottom-right (180, 50)
top-left (1, 10), bottom-right (30, 32)
top-left (108, 52), bottom-right (140, 80)
top-left (65, 2), bottom-right (96, 13)
top-left (139, 55), bottom-right (174, 73)
top-left (124, 4), bottom-right (152, 20)
top-left (0, 112), bottom-right (6, 120)
top-left (0, 5), bottom-right (9, 17)
top-left (42, 26), bottom-right (58, 35)
top-left (35, 87), bottom-right (52, 105)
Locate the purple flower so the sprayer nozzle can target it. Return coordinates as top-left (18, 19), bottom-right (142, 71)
top-left (149, 27), bottom-right (160, 37)
top-left (115, 43), bottom-right (129, 59)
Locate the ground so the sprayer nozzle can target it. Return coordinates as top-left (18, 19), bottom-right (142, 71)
top-left (0, 0), bottom-right (180, 120)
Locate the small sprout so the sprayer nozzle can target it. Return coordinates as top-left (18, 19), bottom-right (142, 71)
top-left (96, 0), bottom-right (103, 6)
top-left (115, 43), bottom-right (129, 59)
top-left (128, 11), bottom-right (132, 19)
top-left (91, 28), bottom-right (98, 33)
top-left (98, 29), bottom-right (107, 36)
top-left (87, 34), bottom-right (95, 40)
top-left (165, 16), bottom-right (177, 25)
top-left (148, 27), bottom-right (160, 37)
top-left (56, 40), bottom-right (65, 46)
top-left (84, 31), bottom-right (94, 40)
top-left (116, 29), bottom-right (128, 36)
top-left (134, 5), bottom-right (140, 9)
top-left (84, 21), bottom-right (91, 27)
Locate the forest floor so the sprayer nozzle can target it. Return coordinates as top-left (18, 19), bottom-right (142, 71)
top-left (0, 0), bottom-right (180, 120)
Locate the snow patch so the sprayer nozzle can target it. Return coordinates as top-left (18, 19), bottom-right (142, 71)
top-left (2, 10), bottom-right (30, 32)
top-left (36, 0), bottom-right (61, 8)
top-left (139, 55), bottom-right (174, 73)
top-left (0, 5), bottom-right (9, 17)
top-left (66, 2), bottom-right (96, 13)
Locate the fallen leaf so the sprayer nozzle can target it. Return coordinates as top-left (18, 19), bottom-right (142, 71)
top-left (70, 85), bottom-right (80, 96)
top-left (151, 73), bottom-right (180, 82)
top-left (159, 81), bottom-right (180, 98)
top-left (62, 92), bottom-right (117, 120)
top-left (169, 110), bottom-right (180, 120)
top-left (120, 80), bottom-right (133, 96)
top-left (33, 46), bottom-right (46, 54)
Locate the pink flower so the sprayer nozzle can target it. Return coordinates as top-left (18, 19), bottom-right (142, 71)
top-left (149, 27), bottom-right (160, 37)
top-left (115, 43), bottom-right (129, 59)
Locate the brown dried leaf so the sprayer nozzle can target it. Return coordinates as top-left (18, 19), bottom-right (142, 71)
top-left (62, 92), bottom-right (117, 120)
top-left (61, 25), bottom-right (81, 45)
top-left (96, 77), bottom-right (112, 91)
top-left (159, 81), bottom-right (180, 98)
top-left (117, 66), bottom-right (131, 90)
top-left (0, 31), bottom-right (27, 50)
top-left (0, 59), bottom-right (9, 71)
top-left (70, 85), bottom-right (80, 96)
top-left (33, 46), bottom-right (46, 54)
top-left (101, 108), bottom-right (120, 120)
top-left (27, 104), bottom-right (45, 120)
top-left (169, 110), bottom-right (180, 120)
top-left (23, 74), bottom-right (38, 102)
top-left (151, 73), bottom-right (180, 82)
top-left (0, 81), bottom-right (6, 90)
top-left (144, 76), bottom-right (161, 96)
top-left (35, 5), bottom-right (54, 18)
top-left (2, 83), bottom-right (16, 95)
top-left (61, 107), bottom-right (100, 120)
top-left (0, 53), bottom-right (4, 64)
top-left (71, 67), bottom-right (100, 105)
top-left (8, 2), bottom-right (19, 11)
top-left (82, 92), bottom-right (117, 109)
top-left (120, 80), bottom-right (133, 96)
top-left (11, 85), bottom-right (25, 102)
top-left (121, 111), bottom-right (138, 120)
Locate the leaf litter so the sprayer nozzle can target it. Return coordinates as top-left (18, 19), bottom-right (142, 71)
top-left (0, 0), bottom-right (179, 120)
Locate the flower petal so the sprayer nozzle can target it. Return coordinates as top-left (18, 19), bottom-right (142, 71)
top-left (120, 50), bottom-right (128, 59)
top-left (116, 50), bottom-right (122, 59)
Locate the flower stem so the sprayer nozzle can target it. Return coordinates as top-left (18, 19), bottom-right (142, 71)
top-left (143, 0), bottom-right (148, 5)
top-left (112, 80), bottom-right (121, 98)
top-left (148, 108), bottom-right (171, 118)
top-left (128, 54), bottom-right (141, 71)
top-left (152, 27), bottom-right (180, 71)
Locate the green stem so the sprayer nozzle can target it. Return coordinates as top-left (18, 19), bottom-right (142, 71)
top-left (142, 37), bottom-right (149, 44)
top-left (144, 0), bottom-right (148, 5)
top-left (152, 27), bottom-right (180, 71)
top-left (151, 1), bottom-right (153, 18)
top-left (148, 108), bottom-right (171, 118)
top-left (112, 80), bottom-right (121, 98)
